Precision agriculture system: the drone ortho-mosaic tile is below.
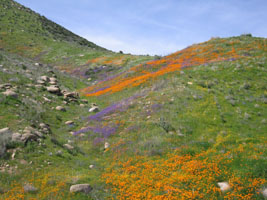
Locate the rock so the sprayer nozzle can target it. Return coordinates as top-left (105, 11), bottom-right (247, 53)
top-left (80, 104), bottom-right (85, 107)
top-left (64, 144), bottom-right (74, 150)
top-left (217, 182), bottom-right (231, 192)
top-left (43, 97), bottom-right (51, 102)
top-left (37, 80), bottom-right (46, 85)
top-left (65, 121), bottom-right (74, 125)
top-left (0, 83), bottom-right (12, 89)
top-left (49, 77), bottom-right (57, 82)
top-left (244, 112), bottom-right (251, 120)
top-left (56, 150), bottom-right (62, 156)
top-left (261, 188), bottom-right (267, 198)
top-left (187, 82), bottom-right (193, 85)
top-left (46, 85), bottom-right (61, 94)
top-left (39, 123), bottom-right (49, 129)
top-left (11, 133), bottom-right (22, 142)
top-left (104, 142), bottom-right (110, 149)
top-left (0, 127), bottom-right (11, 135)
top-left (49, 81), bottom-right (57, 85)
top-left (40, 76), bottom-right (49, 82)
top-left (89, 106), bottom-right (99, 112)
top-left (23, 183), bottom-right (38, 193)
top-left (21, 132), bottom-right (38, 142)
top-left (81, 99), bottom-right (88, 104)
top-left (2, 90), bottom-right (18, 98)
top-left (35, 85), bottom-right (44, 89)
top-left (20, 159), bottom-right (28, 165)
top-left (63, 92), bottom-right (79, 99)
top-left (56, 106), bottom-right (66, 111)
top-left (89, 165), bottom-right (94, 169)
top-left (70, 184), bottom-right (92, 194)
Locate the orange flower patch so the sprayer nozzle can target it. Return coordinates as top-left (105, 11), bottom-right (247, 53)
top-left (103, 150), bottom-right (265, 200)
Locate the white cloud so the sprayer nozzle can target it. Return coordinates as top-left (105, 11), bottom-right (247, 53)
top-left (82, 33), bottom-right (185, 56)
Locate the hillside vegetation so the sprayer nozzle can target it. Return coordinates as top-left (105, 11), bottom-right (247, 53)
top-left (0, 0), bottom-right (267, 200)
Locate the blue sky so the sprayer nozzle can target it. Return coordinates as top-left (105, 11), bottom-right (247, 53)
top-left (16, 0), bottom-right (267, 55)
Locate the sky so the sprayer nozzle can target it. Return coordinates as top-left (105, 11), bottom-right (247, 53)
top-left (15, 0), bottom-right (267, 55)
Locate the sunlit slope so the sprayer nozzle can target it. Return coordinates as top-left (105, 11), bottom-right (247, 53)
top-left (82, 36), bottom-right (266, 96)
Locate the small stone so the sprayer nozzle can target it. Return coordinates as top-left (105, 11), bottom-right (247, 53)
top-left (80, 104), bottom-right (85, 107)
top-left (20, 159), bottom-right (28, 165)
top-left (2, 90), bottom-right (18, 98)
top-left (81, 99), bottom-right (88, 104)
top-left (89, 106), bottom-right (99, 113)
top-left (11, 133), bottom-right (22, 142)
top-left (42, 97), bottom-right (51, 103)
top-left (244, 112), bottom-right (251, 120)
top-left (49, 77), bottom-right (57, 82)
top-left (104, 142), bottom-right (110, 149)
top-left (56, 106), bottom-right (66, 111)
top-left (217, 182), bottom-right (231, 192)
top-left (56, 150), bottom-right (62, 156)
top-left (187, 82), bottom-right (193, 85)
top-left (65, 121), bottom-right (74, 125)
top-left (0, 127), bottom-right (11, 135)
top-left (46, 86), bottom-right (60, 94)
top-left (64, 144), bottom-right (74, 150)
top-left (70, 184), bottom-right (92, 194)
top-left (23, 184), bottom-right (38, 193)
top-left (49, 81), bottom-right (57, 85)
top-left (37, 80), bottom-right (46, 85)
top-left (89, 165), bottom-right (94, 169)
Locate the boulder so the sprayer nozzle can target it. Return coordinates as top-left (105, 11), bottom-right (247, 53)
top-left (70, 184), bottom-right (92, 194)
top-left (2, 90), bottom-right (18, 98)
top-left (46, 86), bottom-right (61, 94)
top-left (217, 182), bottom-right (231, 192)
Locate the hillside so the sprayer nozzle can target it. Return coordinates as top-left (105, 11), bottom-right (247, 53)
top-left (0, 0), bottom-right (153, 78)
top-left (0, 1), bottom-right (267, 200)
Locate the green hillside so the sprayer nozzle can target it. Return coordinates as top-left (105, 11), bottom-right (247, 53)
top-left (0, 0), bottom-right (266, 200)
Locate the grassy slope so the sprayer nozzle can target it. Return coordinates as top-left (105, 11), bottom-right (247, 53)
top-left (0, 0), bottom-right (153, 77)
top-left (0, 1), bottom-right (266, 199)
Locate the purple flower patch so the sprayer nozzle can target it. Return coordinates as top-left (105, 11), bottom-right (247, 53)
top-left (73, 124), bottom-right (118, 138)
top-left (88, 94), bottom-right (142, 121)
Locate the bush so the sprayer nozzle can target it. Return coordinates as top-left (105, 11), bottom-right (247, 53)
top-left (0, 130), bottom-right (11, 157)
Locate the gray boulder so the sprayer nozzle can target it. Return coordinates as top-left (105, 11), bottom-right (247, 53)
top-left (70, 184), bottom-right (92, 194)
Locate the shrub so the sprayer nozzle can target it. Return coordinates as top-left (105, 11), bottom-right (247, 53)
top-left (0, 129), bottom-right (11, 157)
